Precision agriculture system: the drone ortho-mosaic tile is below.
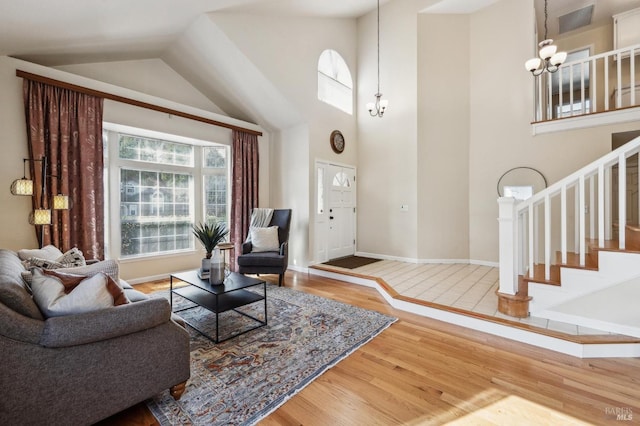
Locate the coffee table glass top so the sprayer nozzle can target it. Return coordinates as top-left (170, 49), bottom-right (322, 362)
top-left (171, 271), bottom-right (264, 294)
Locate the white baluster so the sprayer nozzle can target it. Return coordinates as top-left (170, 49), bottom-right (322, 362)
top-left (617, 52), bottom-right (622, 108)
top-left (529, 203), bottom-right (534, 278)
top-left (604, 55), bottom-right (610, 111)
top-left (592, 58), bottom-right (597, 113)
top-left (619, 153), bottom-right (627, 249)
top-left (589, 175), bottom-right (595, 239)
top-left (561, 185), bottom-right (567, 264)
top-left (579, 175), bottom-right (586, 266)
top-left (544, 195), bottom-right (551, 281)
top-left (598, 164), bottom-right (605, 247)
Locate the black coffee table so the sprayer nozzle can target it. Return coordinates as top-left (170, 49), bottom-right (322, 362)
top-left (170, 271), bottom-right (267, 343)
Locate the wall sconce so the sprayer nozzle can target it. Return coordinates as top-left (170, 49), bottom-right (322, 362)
top-left (31, 209), bottom-right (52, 225)
top-left (10, 159), bottom-right (34, 196)
top-left (10, 156), bottom-right (71, 227)
top-left (53, 194), bottom-right (70, 210)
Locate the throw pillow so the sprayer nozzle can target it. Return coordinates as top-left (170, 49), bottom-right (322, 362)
top-left (17, 245), bottom-right (64, 262)
top-left (56, 247), bottom-right (86, 267)
top-left (21, 259), bottom-right (120, 288)
top-left (25, 257), bottom-right (68, 270)
top-left (250, 226), bottom-right (280, 252)
top-left (31, 269), bottom-right (129, 318)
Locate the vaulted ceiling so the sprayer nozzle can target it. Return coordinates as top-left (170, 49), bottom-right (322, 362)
top-left (1, 0), bottom-right (639, 130)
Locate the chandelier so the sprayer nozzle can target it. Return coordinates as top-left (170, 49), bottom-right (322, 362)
top-left (366, 0), bottom-right (388, 117)
top-left (524, 0), bottom-right (567, 76)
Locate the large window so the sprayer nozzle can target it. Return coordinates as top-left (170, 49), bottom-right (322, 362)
top-left (317, 49), bottom-right (353, 115)
top-left (105, 126), bottom-right (230, 259)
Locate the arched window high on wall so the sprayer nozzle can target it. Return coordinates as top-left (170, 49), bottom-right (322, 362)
top-left (317, 49), bottom-right (353, 115)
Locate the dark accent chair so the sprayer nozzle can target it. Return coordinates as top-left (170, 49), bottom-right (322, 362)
top-left (237, 209), bottom-right (292, 286)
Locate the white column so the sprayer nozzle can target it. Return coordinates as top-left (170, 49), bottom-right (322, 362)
top-left (498, 197), bottom-right (519, 295)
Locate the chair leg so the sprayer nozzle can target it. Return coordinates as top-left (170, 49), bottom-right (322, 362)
top-left (279, 273), bottom-right (283, 287)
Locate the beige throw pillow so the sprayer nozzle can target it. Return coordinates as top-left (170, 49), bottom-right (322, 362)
top-left (18, 245), bottom-right (64, 262)
top-left (250, 226), bottom-right (280, 252)
top-left (30, 268), bottom-right (129, 318)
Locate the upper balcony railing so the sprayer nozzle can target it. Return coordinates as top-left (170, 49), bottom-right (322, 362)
top-left (533, 44), bottom-right (640, 123)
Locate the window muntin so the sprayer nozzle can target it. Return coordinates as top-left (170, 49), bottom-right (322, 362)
top-left (119, 135), bottom-right (194, 166)
top-left (318, 49), bottom-right (353, 115)
top-left (107, 128), bottom-right (229, 259)
top-left (203, 146), bottom-right (228, 224)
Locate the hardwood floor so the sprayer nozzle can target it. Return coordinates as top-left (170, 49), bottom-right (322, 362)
top-left (99, 271), bottom-right (640, 425)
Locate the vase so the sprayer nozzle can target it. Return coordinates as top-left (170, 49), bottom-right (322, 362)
top-left (209, 248), bottom-right (225, 285)
top-left (201, 258), bottom-right (210, 273)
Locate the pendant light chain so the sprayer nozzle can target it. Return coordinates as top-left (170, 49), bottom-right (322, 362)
top-left (377, 0), bottom-right (380, 95)
top-left (543, 0), bottom-right (548, 40)
top-left (367, 0), bottom-right (388, 117)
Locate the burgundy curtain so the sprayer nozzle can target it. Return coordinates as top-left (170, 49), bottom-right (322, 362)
top-left (230, 130), bottom-right (259, 269)
top-left (23, 80), bottom-right (105, 259)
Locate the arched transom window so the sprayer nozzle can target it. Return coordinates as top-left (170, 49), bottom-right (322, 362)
top-left (317, 49), bottom-right (353, 115)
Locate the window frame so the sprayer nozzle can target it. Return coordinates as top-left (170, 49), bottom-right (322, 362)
top-left (104, 123), bottom-right (230, 261)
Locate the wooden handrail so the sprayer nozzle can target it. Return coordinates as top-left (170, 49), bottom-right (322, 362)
top-left (16, 69), bottom-right (263, 137)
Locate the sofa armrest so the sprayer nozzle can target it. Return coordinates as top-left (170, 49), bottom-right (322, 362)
top-left (39, 297), bottom-right (172, 348)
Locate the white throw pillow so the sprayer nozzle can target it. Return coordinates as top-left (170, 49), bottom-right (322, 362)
top-left (18, 245), bottom-right (64, 262)
top-left (250, 226), bottom-right (280, 252)
top-left (30, 269), bottom-right (121, 318)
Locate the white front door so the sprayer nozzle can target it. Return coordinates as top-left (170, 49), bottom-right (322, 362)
top-left (327, 164), bottom-right (356, 260)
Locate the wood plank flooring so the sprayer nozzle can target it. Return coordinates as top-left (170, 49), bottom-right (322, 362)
top-left (98, 271), bottom-right (640, 425)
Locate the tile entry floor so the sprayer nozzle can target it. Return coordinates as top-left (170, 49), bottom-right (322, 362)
top-left (326, 260), bottom-right (615, 337)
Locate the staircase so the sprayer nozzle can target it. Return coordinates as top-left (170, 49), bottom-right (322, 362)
top-left (498, 136), bottom-right (640, 338)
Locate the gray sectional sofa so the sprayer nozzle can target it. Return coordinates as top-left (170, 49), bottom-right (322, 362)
top-left (0, 249), bottom-right (190, 425)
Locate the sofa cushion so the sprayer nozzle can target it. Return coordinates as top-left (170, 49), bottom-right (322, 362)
top-left (236, 251), bottom-right (285, 267)
top-left (250, 226), bottom-right (280, 252)
top-left (31, 269), bottom-right (129, 318)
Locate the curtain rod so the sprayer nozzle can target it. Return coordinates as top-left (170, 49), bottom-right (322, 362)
top-left (16, 69), bottom-right (263, 137)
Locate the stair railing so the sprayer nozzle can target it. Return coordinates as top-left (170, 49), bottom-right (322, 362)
top-left (534, 44), bottom-right (640, 123)
top-left (498, 136), bottom-right (640, 295)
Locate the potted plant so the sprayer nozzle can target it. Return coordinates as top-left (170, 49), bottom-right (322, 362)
top-left (192, 221), bottom-right (229, 278)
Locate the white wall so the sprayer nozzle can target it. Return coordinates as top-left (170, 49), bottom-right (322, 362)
top-left (209, 13), bottom-right (358, 264)
top-left (417, 13), bottom-right (470, 260)
top-left (56, 59), bottom-right (226, 114)
top-left (357, 0), bottom-right (419, 259)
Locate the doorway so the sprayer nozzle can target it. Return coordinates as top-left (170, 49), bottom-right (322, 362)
top-left (315, 161), bottom-right (356, 262)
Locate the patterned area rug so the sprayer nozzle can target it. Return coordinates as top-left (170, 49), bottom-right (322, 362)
top-left (146, 284), bottom-right (396, 425)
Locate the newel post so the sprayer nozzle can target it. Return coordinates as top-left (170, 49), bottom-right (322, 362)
top-left (497, 197), bottom-right (518, 295)
top-left (497, 197), bottom-right (530, 318)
